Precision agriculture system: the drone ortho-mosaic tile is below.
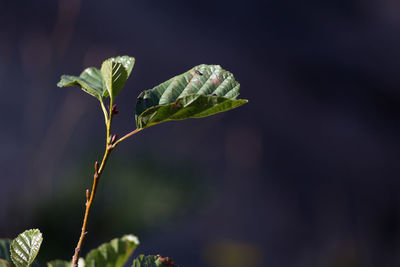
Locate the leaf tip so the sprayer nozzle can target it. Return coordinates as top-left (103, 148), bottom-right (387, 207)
top-left (121, 234), bottom-right (140, 245)
top-left (56, 76), bottom-right (67, 88)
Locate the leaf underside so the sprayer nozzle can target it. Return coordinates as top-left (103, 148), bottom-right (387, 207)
top-left (10, 229), bottom-right (43, 267)
top-left (57, 67), bottom-right (106, 100)
top-left (135, 64), bottom-right (248, 129)
top-left (85, 234), bottom-right (139, 267)
top-left (101, 59), bottom-right (128, 100)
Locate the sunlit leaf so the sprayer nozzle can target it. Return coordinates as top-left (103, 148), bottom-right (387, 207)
top-left (135, 64), bottom-right (247, 129)
top-left (46, 260), bottom-right (71, 267)
top-left (131, 255), bottom-right (177, 267)
top-left (57, 56), bottom-right (134, 101)
top-left (57, 67), bottom-right (106, 100)
top-left (85, 234), bottom-right (139, 267)
top-left (101, 56), bottom-right (135, 100)
top-left (10, 229), bottom-right (43, 267)
top-left (112, 56), bottom-right (135, 77)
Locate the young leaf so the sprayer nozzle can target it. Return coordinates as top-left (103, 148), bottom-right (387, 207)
top-left (112, 56), bottom-right (135, 77)
top-left (135, 64), bottom-right (248, 129)
top-left (57, 67), bottom-right (106, 100)
top-left (85, 234), bottom-right (139, 267)
top-left (131, 255), bottom-right (177, 267)
top-left (46, 260), bottom-right (71, 267)
top-left (0, 239), bottom-right (12, 263)
top-left (10, 229), bottom-right (43, 267)
top-left (101, 56), bottom-right (135, 100)
top-left (57, 56), bottom-right (134, 101)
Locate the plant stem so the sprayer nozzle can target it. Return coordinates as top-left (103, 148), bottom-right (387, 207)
top-left (106, 99), bottom-right (113, 144)
top-left (70, 103), bottom-right (142, 267)
top-left (71, 145), bottom-right (112, 267)
top-left (113, 128), bottom-right (142, 146)
top-left (99, 100), bottom-right (108, 125)
top-left (71, 102), bottom-right (114, 267)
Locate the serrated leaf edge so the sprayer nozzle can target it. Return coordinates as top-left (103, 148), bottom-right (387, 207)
top-left (10, 229), bottom-right (42, 267)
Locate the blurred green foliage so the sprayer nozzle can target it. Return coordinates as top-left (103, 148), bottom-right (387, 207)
top-left (32, 148), bottom-right (208, 263)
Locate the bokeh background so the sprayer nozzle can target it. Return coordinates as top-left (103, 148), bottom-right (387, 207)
top-left (1, 1), bottom-right (400, 266)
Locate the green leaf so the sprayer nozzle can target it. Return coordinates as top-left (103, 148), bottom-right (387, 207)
top-left (0, 259), bottom-right (11, 267)
top-left (10, 229), bottom-right (43, 267)
top-left (46, 260), bottom-right (71, 267)
top-left (0, 239), bottom-right (12, 262)
top-left (135, 64), bottom-right (248, 129)
top-left (57, 56), bottom-right (134, 101)
top-left (101, 56), bottom-right (135, 100)
top-left (57, 67), bottom-right (106, 100)
top-left (85, 234), bottom-right (139, 267)
top-left (112, 56), bottom-right (135, 77)
top-left (131, 255), bottom-right (158, 267)
top-left (131, 255), bottom-right (177, 267)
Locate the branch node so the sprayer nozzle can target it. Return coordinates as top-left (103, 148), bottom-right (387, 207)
top-left (111, 134), bottom-right (118, 145)
top-left (94, 161), bottom-right (99, 174)
top-left (111, 104), bottom-right (119, 115)
top-left (85, 189), bottom-right (90, 202)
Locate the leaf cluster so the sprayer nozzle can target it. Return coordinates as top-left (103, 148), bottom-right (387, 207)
top-left (58, 56), bottom-right (247, 129)
top-left (0, 230), bottom-right (177, 267)
top-left (2, 56), bottom-right (248, 267)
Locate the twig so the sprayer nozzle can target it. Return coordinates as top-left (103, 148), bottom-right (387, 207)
top-left (70, 102), bottom-right (142, 267)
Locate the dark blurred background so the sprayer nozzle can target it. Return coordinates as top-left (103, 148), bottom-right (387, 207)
top-left (1, 1), bottom-right (400, 266)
